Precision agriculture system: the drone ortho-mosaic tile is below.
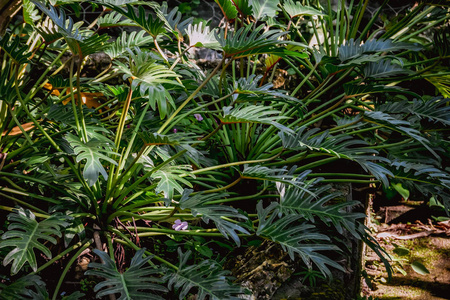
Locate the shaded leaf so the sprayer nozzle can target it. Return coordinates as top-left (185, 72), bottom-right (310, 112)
top-left (232, 74), bottom-right (300, 103)
top-left (0, 275), bottom-right (46, 300)
top-left (364, 111), bottom-right (438, 158)
top-left (339, 38), bottom-right (422, 63)
top-left (103, 4), bottom-right (166, 37)
top-left (256, 202), bottom-right (344, 278)
top-left (0, 32), bottom-right (32, 64)
top-left (363, 60), bottom-right (412, 78)
top-left (407, 97), bottom-right (450, 126)
top-left (242, 166), bottom-right (316, 196)
top-left (393, 246), bottom-right (410, 256)
top-left (166, 249), bottom-right (246, 300)
top-left (411, 261), bottom-right (430, 275)
top-left (277, 184), bottom-right (366, 238)
top-left (179, 192), bottom-right (250, 246)
top-left (343, 83), bottom-right (405, 97)
top-left (280, 127), bottom-right (393, 186)
top-left (233, 0), bottom-right (253, 17)
top-left (86, 249), bottom-right (167, 300)
top-left (157, 2), bottom-right (193, 35)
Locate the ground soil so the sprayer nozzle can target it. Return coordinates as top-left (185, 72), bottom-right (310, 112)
top-left (363, 218), bottom-right (450, 300)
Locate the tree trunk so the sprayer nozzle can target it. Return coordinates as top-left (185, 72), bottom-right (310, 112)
top-left (0, 0), bottom-right (22, 36)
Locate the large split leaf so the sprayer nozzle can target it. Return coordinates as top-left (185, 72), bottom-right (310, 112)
top-left (277, 184), bottom-right (366, 237)
top-left (157, 2), bottom-right (193, 35)
top-left (97, 11), bottom-right (136, 28)
top-left (114, 48), bottom-right (181, 118)
top-left (232, 74), bottom-right (299, 103)
top-left (0, 32), bottom-right (32, 64)
top-left (151, 165), bottom-right (195, 200)
top-left (0, 208), bottom-right (70, 275)
top-left (86, 249), bottom-right (167, 300)
top-left (217, 24), bottom-right (297, 58)
top-left (280, 127), bottom-right (394, 186)
top-left (221, 104), bottom-right (290, 133)
top-left (363, 60), bottom-right (412, 78)
top-left (186, 22), bottom-right (220, 49)
top-left (390, 160), bottom-right (450, 189)
top-left (65, 133), bottom-right (118, 186)
top-left (364, 111), bottom-right (438, 158)
top-left (102, 4), bottom-right (166, 38)
top-left (0, 275), bottom-right (51, 300)
top-left (256, 202), bottom-right (344, 278)
top-left (179, 191), bottom-right (250, 246)
top-left (343, 83), bottom-right (406, 97)
top-left (104, 30), bottom-right (153, 60)
top-left (242, 166), bottom-right (316, 196)
top-left (32, 1), bottom-right (83, 41)
top-left (338, 38), bottom-right (422, 63)
top-left (407, 97), bottom-right (450, 126)
top-left (282, 0), bottom-right (324, 19)
top-left (253, 0), bottom-right (280, 21)
top-left (166, 249), bottom-right (246, 300)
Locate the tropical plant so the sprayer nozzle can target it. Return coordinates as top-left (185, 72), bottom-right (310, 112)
top-left (0, 0), bottom-right (449, 299)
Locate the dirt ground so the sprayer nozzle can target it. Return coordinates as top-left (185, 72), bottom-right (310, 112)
top-left (363, 220), bottom-right (450, 300)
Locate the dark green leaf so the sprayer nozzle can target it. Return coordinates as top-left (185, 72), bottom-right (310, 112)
top-left (363, 60), bottom-right (412, 78)
top-left (86, 248), bottom-right (167, 300)
top-left (195, 245), bottom-right (213, 258)
top-left (0, 275), bottom-right (46, 300)
top-left (280, 127), bottom-right (393, 186)
top-left (277, 184), bottom-right (366, 238)
top-left (393, 246), bottom-right (410, 256)
top-left (343, 83), bottom-right (405, 97)
top-left (166, 249), bottom-right (246, 300)
top-left (102, 4), bottom-right (166, 38)
top-left (0, 32), bottom-right (32, 64)
top-left (256, 202), bottom-right (344, 278)
top-left (411, 261), bottom-right (430, 275)
top-left (179, 192), bottom-right (250, 246)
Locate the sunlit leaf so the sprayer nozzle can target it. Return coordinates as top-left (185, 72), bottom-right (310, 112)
top-left (0, 208), bottom-right (70, 275)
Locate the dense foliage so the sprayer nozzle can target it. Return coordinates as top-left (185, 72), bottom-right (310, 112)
top-left (0, 0), bottom-right (449, 298)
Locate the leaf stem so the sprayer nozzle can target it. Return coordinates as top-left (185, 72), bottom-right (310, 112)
top-left (52, 240), bottom-right (92, 300)
top-left (111, 228), bottom-right (178, 270)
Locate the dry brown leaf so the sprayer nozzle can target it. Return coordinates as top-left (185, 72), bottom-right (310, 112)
top-left (2, 122), bottom-right (35, 136)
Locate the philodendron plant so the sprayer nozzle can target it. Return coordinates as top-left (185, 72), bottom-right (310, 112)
top-left (0, 0), bottom-right (449, 299)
